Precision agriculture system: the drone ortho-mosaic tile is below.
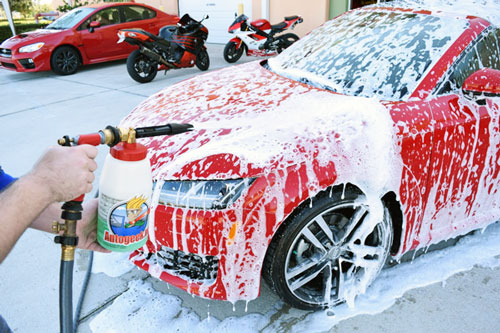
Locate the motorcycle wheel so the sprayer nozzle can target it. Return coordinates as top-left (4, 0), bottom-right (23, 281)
top-left (277, 33), bottom-right (300, 53)
top-left (126, 49), bottom-right (158, 83)
top-left (223, 41), bottom-right (244, 63)
top-left (196, 49), bottom-right (210, 71)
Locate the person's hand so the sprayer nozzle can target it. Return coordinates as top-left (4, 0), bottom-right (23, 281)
top-left (77, 199), bottom-right (110, 253)
top-left (27, 145), bottom-right (98, 203)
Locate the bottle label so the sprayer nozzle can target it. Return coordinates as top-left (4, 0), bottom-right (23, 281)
top-left (97, 193), bottom-right (150, 252)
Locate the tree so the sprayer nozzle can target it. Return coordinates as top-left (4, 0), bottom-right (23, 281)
top-left (6, 0), bottom-right (33, 17)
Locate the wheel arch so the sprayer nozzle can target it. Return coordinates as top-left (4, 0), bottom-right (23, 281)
top-left (264, 183), bottom-right (362, 251)
top-left (229, 37), bottom-right (245, 49)
top-left (263, 183), bottom-right (403, 263)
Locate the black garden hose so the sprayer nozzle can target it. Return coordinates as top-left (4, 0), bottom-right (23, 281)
top-left (59, 260), bottom-right (74, 333)
top-left (60, 250), bottom-right (94, 333)
top-left (73, 251), bottom-right (94, 333)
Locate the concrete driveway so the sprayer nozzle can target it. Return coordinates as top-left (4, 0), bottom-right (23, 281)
top-left (0, 44), bottom-right (499, 333)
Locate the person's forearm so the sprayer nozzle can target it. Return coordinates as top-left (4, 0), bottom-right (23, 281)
top-left (30, 202), bottom-right (62, 233)
top-left (0, 174), bottom-right (54, 262)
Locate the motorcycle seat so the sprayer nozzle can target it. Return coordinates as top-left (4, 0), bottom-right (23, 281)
top-left (138, 29), bottom-right (162, 41)
top-left (121, 28), bottom-right (162, 41)
top-left (271, 22), bottom-right (287, 30)
top-left (285, 16), bottom-right (299, 21)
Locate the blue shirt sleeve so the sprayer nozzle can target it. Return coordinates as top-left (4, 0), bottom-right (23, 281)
top-left (0, 166), bottom-right (16, 191)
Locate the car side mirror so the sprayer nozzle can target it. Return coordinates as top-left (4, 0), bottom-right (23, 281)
top-left (463, 68), bottom-right (500, 103)
top-left (89, 20), bottom-right (101, 33)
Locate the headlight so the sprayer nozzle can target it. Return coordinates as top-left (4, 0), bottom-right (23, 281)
top-left (157, 178), bottom-right (256, 210)
top-left (19, 42), bottom-right (45, 53)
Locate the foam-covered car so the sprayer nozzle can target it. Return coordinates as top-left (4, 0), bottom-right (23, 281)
top-left (122, 4), bottom-right (500, 309)
top-left (0, 2), bottom-right (178, 74)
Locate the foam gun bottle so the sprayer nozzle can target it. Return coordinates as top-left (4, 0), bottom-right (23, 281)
top-left (57, 123), bottom-right (193, 253)
top-left (97, 140), bottom-right (152, 252)
top-left (96, 124), bottom-right (193, 251)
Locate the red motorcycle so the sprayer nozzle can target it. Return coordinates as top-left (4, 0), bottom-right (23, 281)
top-left (223, 14), bottom-right (303, 63)
top-left (117, 14), bottom-right (209, 83)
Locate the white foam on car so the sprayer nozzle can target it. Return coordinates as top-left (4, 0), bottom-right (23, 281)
top-left (92, 0), bottom-right (500, 325)
top-left (123, 82), bottom-right (402, 304)
top-left (380, 0), bottom-right (500, 26)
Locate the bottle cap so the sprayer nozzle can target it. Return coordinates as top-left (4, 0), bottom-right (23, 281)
top-left (110, 142), bottom-right (148, 161)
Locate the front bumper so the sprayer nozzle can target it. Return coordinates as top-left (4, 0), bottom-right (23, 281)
top-left (130, 200), bottom-right (272, 302)
top-left (0, 47), bottom-right (51, 72)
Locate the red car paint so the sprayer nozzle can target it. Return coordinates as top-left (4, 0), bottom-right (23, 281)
top-left (123, 7), bottom-right (500, 302)
top-left (0, 2), bottom-right (178, 73)
top-left (463, 68), bottom-right (500, 95)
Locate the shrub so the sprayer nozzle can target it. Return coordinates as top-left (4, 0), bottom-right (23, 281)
top-left (0, 21), bottom-right (48, 44)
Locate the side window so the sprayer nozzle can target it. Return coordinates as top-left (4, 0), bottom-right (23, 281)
top-left (79, 7), bottom-right (121, 30)
top-left (477, 28), bottom-right (500, 69)
top-left (122, 6), bottom-right (157, 23)
top-left (438, 29), bottom-right (500, 94)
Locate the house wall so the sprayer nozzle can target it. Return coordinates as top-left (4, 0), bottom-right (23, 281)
top-left (139, 0), bottom-right (178, 15)
top-left (269, 0), bottom-right (329, 37)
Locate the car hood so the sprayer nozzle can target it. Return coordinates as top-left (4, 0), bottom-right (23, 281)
top-left (122, 61), bottom-right (399, 186)
top-left (1, 29), bottom-right (61, 48)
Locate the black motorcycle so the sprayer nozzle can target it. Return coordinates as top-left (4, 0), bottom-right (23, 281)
top-left (118, 14), bottom-right (210, 83)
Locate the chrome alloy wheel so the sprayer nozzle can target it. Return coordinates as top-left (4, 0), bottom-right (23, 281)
top-left (283, 202), bottom-right (392, 308)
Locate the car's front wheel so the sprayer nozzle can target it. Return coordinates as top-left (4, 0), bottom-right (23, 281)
top-left (263, 187), bottom-right (393, 310)
top-left (51, 46), bottom-right (80, 75)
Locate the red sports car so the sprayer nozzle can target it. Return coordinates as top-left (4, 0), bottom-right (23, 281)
top-left (0, 2), bottom-right (178, 74)
top-left (122, 5), bottom-right (500, 310)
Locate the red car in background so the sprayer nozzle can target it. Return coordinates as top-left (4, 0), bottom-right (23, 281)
top-left (0, 2), bottom-right (178, 75)
top-left (121, 4), bottom-right (500, 310)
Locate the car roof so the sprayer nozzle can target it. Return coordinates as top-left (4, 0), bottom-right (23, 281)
top-left (83, 2), bottom-right (153, 10)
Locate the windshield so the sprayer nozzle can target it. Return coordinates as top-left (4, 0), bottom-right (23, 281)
top-left (268, 10), bottom-right (469, 101)
top-left (46, 7), bottom-right (94, 30)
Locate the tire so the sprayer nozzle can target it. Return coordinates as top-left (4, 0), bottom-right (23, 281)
top-left (262, 187), bottom-right (393, 310)
top-left (51, 46), bottom-right (80, 75)
top-left (195, 49), bottom-right (210, 71)
top-left (276, 33), bottom-right (299, 53)
top-left (126, 49), bottom-right (158, 83)
top-left (223, 41), bottom-right (244, 63)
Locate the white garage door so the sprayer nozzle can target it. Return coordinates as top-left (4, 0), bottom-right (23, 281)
top-left (179, 0), bottom-right (253, 44)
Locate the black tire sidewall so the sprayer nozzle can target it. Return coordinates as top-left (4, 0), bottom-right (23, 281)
top-left (195, 49), bottom-right (210, 71)
top-left (126, 49), bottom-right (158, 83)
top-left (50, 46), bottom-right (79, 75)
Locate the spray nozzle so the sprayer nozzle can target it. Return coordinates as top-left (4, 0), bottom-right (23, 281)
top-left (57, 123), bottom-right (193, 147)
top-left (135, 123), bottom-right (194, 138)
